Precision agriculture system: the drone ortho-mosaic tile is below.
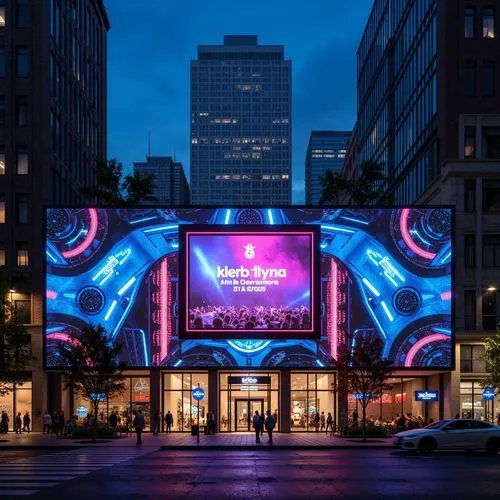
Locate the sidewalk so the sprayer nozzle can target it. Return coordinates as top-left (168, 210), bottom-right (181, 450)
top-left (0, 432), bottom-right (395, 450)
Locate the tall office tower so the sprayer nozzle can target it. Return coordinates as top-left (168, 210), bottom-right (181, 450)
top-left (355, 0), bottom-right (500, 204)
top-left (190, 35), bottom-right (292, 205)
top-left (133, 156), bottom-right (190, 205)
top-left (305, 130), bottom-right (351, 205)
top-left (0, 0), bottom-right (109, 428)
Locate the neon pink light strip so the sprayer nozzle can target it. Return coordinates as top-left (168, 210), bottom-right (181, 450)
top-left (404, 333), bottom-right (448, 367)
top-left (62, 208), bottom-right (98, 259)
top-left (400, 208), bottom-right (436, 260)
top-left (330, 258), bottom-right (338, 360)
top-left (440, 291), bottom-right (452, 300)
top-left (46, 290), bottom-right (57, 299)
top-left (160, 258), bottom-right (168, 361)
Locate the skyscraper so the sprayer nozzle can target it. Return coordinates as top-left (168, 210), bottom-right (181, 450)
top-left (190, 35), bottom-right (292, 205)
top-left (133, 156), bottom-right (190, 205)
top-left (305, 130), bottom-right (351, 205)
top-left (0, 0), bottom-right (109, 429)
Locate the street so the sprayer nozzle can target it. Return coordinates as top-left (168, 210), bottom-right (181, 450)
top-left (1, 448), bottom-right (499, 499)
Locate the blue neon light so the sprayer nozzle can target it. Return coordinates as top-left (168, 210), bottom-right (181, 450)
top-left (431, 327), bottom-right (451, 335)
top-left (130, 215), bottom-right (158, 225)
top-left (174, 359), bottom-right (183, 367)
top-left (321, 224), bottom-right (355, 234)
top-left (66, 229), bottom-right (88, 246)
top-left (46, 250), bottom-right (58, 263)
top-left (362, 277), bottom-right (380, 297)
top-left (139, 329), bottom-right (149, 366)
top-left (440, 251), bottom-right (452, 264)
top-left (227, 340), bottom-right (271, 353)
top-left (224, 209), bottom-right (231, 225)
top-left (268, 209), bottom-right (274, 225)
top-left (316, 359), bottom-right (325, 367)
top-left (380, 301), bottom-right (394, 322)
top-left (117, 277), bottom-right (136, 296)
top-left (46, 326), bottom-right (65, 334)
top-left (104, 300), bottom-right (117, 321)
top-left (340, 216), bottom-right (369, 225)
top-left (143, 225), bottom-right (178, 234)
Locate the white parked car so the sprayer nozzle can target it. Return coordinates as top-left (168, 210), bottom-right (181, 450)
top-left (393, 419), bottom-right (500, 454)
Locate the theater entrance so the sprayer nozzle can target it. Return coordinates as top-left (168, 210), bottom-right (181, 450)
top-left (235, 399), bottom-right (264, 431)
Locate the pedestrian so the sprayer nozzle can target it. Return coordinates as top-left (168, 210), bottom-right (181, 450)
top-left (165, 411), bottom-right (173, 433)
top-left (23, 412), bottom-right (30, 433)
top-left (259, 411), bottom-right (265, 437)
top-left (314, 412), bottom-right (320, 431)
top-left (265, 410), bottom-right (275, 444)
top-left (352, 409), bottom-right (359, 427)
top-left (59, 411), bottom-right (65, 437)
top-left (1, 411), bottom-right (9, 433)
top-left (207, 409), bottom-right (215, 435)
top-left (109, 411), bottom-right (118, 429)
top-left (326, 412), bottom-right (334, 435)
top-left (133, 409), bottom-right (145, 445)
top-left (273, 409), bottom-right (278, 429)
top-left (52, 411), bottom-right (59, 436)
top-left (455, 413), bottom-right (460, 419)
top-left (15, 412), bottom-right (22, 434)
top-left (43, 411), bottom-right (51, 435)
top-left (253, 410), bottom-right (262, 443)
top-left (320, 412), bottom-right (326, 431)
top-left (153, 410), bottom-right (161, 435)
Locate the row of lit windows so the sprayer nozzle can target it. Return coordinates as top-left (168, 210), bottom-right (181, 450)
top-left (465, 6), bottom-right (495, 39)
top-left (0, 244), bottom-right (29, 267)
top-left (310, 154), bottom-right (346, 159)
top-left (0, 195), bottom-right (29, 224)
top-left (223, 152), bottom-right (261, 159)
top-left (0, 148), bottom-right (28, 175)
top-left (192, 137), bottom-right (288, 145)
top-left (214, 174), bottom-right (289, 180)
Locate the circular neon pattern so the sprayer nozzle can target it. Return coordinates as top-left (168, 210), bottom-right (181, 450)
top-left (227, 340), bottom-right (271, 353)
top-left (62, 208), bottom-right (99, 259)
top-left (404, 333), bottom-right (449, 367)
top-left (400, 208), bottom-right (437, 260)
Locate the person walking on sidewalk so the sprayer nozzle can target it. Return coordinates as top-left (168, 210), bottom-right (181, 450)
top-left (207, 410), bottom-right (215, 435)
top-left (265, 410), bottom-right (275, 444)
top-left (253, 410), bottom-right (262, 443)
top-left (134, 409), bottom-right (145, 445)
top-left (152, 410), bottom-right (161, 435)
top-left (43, 411), bottom-right (51, 435)
top-left (15, 412), bottom-right (22, 434)
top-left (164, 411), bottom-right (173, 433)
top-left (320, 412), bottom-right (326, 432)
top-left (23, 412), bottom-right (30, 433)
top-left (326, 412), bottom-right (334, 435)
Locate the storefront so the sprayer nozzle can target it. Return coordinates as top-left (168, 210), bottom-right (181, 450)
top-left (460, 381), bottom-right (500, 422)
top-left (0, 381), bottom-right (32, 432)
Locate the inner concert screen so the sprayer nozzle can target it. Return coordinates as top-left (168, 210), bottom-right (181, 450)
top-left (179, 225), bottom-right (320, 339)
top-left (44, 207), bottom-right (454, 369)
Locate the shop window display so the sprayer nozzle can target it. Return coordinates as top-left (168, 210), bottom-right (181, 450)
top-left (0, 381), bottom-right (32, 432)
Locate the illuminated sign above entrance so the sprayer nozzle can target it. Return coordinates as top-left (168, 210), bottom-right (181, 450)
top-left (415, 390), bottom-right (439, 402)
top-left (228, 376), bottom-right (271, 385)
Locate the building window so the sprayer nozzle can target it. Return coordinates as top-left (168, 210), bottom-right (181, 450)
top-left (16, 47), bottom-right (28, 77)
top-left (464, 235), bottom-right (475, 268)
top-left (483, 235), bottom-right (500, 267)
top-left (483, 180), bottom-right (500, 211)
top-left (16, 242), bottom-right (29, 267)
top-left (16, 194), bottom-right (28, 223)
top-left (460, 345), bottom-right (486, 373)
top-left (483, 7), bottom-right (495, 38)
top-left (483, 127), bottom-right (500, 159)
top-left (16, 147), bottom-right (28, 175)
top-left (464, 179), bottom-right (476, 212)
top-left (13, 292), bottom-right (31, 324)
top-left (15, 0), bottom-right (29, 28)
top-left (482, 287), bottom-right (499, 330)
top-left (465, 61), bottom-right (477, 97)
top-left (483, 61), bottom-right (495, 97)
top-left (0, 149), bottom-right (5, 175)
top-left (465, 7), bottom-right (476, 38)
top-left (464, 126), bottom-right (476, 158)
top-left (16, 96), bottom-right (28, 126)
top-left (0, 242), bottom-right (4, 265)
top-left (0, 46), bottom-right (5, 77)
top-left (464, 289), bottom-right (476, 331)
top-left (460, 381), bottom-right (491, 420)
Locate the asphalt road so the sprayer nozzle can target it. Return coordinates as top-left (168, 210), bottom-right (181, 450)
top-left (2, 448), bottom-right (500, 499)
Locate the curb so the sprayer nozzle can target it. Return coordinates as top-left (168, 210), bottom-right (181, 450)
top-left (160, 444), bottom-right (395, 450)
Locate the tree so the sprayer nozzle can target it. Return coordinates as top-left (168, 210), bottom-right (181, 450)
top-left (0, 271), bottom-right (35, 397)
top-left (480, 328), bottom-right (500, 401)
top-left (320, 161), bottom-right (386, 206)
top-left (80, 158), bottom-right (157, 206)
top-left (336, 333), bottom-right (393, 441)
top-left (57, 323), bottom-right (127, 441)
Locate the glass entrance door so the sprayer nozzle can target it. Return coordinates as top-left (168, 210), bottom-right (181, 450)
top-left (235, 399), bottom-right (264, 431)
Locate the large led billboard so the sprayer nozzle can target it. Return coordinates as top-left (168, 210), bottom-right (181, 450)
top-left (44, 207), bottom-right (453, 369)
top-left (179, 225), bottom-right (320, 339)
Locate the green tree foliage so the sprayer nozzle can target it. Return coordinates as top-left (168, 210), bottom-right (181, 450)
top-left (480, 329), bottom-right (500, 398)
top-left (320, 161), bottom-right (386, 206)
top-left (80, 158), bottom-right (157, 206)
top-left (336, 333), bottom-right (393, 441)
top-left (57, 323), bottom-right (127, 441)
top-left (0, 269), bottom-right (35, 397)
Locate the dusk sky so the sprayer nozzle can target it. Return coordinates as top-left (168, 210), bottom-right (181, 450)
top-left (104, 0), bottom-right (374, 203)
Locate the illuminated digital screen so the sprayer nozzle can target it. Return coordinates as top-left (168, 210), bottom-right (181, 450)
top-left (44, 207), bottom-right (454, 369)
top-left (180, 225), bottom-right (319, 339)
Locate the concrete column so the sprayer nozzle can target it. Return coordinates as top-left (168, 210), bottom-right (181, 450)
top-left (31, 371), bottom-right (47, 432)
top-left (47, 372), bottom-right (62, 413)
top-left (150, 370), bottom-right (161, 431)
top-left (280, 370), bottom-right (290, 433)
top-left (208, 369), bottom-right (218, 431)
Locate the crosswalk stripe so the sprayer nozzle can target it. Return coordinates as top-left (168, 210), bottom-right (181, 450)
top-left (0, 447), bottom-right (152, 496)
